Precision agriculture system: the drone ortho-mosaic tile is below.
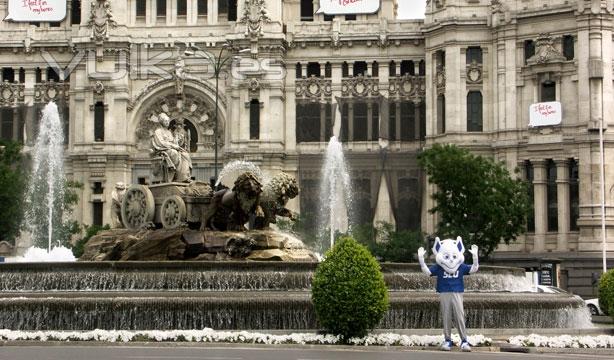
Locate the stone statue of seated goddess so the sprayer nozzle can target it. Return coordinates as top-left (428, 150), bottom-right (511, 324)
top-left (151, 113), bottom-right (192, 183)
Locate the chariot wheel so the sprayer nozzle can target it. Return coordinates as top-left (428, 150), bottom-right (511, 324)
top-left (160, 195), bottom-right (187, 229)
top-left (121, 185), bottom-right (155, 230)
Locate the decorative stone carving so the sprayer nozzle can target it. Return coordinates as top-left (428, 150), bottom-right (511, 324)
top-left (466, 61), bottom-right (483, 84)
top-left (331, 32), bottom-right (341, 49)
top-left (435, 0), bottom-right (445, 8)
top-left (0, 82), bottom-right (25, 107)
top-left (175, 56), bottom-right (187, 96)
top-left (341, 75), bottom-right (379, 98)
top-left (151, 113), bottom-right (193, 183)
top-left (295, 77), bottom-right (332, 101)
top-left (93, 81), bottom-right (105, 95)
top-left (87, 0), bottom-right (117, 42)
top-left (527, 33), bottom-right (567, 65)
top-left (111, 182), bottom-right (127, 228)
top-left (135, 93), bottom-right (219, 151)
top-left (240, 0), bottom-right (271, 39)
top-left (378, 32), bottom-right (389, 48)
top-left (388, 75), bottom-right (426, 100)
top-left (34, 81), bottom-right (70, 103)
top-left (435, 67), bottom-right (446, 95)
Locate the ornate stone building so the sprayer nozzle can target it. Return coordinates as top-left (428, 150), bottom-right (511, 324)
top-left (0, 0), bottom-right (613, 295)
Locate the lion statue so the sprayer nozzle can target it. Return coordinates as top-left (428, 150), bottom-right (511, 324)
top-left (254, 172), bottom-right (299, 230)
top-left (201, 172), bottom-right (263, 231)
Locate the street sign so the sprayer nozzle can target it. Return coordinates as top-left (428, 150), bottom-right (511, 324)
top-left (5, 0), bottom-right (67, 22)
top-left (316, 0), bottom-right (381, 15)
top-left (529, 101), bottom-right (562, 127)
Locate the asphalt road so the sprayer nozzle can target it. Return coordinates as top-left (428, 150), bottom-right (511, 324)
top-left (0, 345), bottom-right (612, 360)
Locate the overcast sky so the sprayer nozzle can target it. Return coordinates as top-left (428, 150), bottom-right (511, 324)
top-left (397, 0), bottom-right (426, 19)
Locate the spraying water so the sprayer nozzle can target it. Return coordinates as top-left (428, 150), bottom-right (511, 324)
top-left (23, 102), bottom-right (66, 252)
top-left (317, 136), bottom-right (352, 251)
top-left (215, 160), bottom-right (265, 187)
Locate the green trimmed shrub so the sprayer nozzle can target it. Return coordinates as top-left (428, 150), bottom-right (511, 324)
top-left (598, 269), bottom-right (614, 316)
top-left (311, 236), bottom-right (389, 340)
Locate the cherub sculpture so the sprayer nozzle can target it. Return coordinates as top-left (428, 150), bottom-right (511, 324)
top-left (417, 236), bottom-right (479, 352)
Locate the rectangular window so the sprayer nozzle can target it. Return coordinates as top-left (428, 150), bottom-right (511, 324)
top-left (541, 81), bottom-right (556, 102)
top-left (563, 35), bottom-right (574, 61)
top-left (547, 159), bottom-right (558, 232)
top-left (345, 14), bottom-right (356, 21)
top-left (400, 101), bottom-right (415, 141)
top-left (35, 68), bottom-right (42, 83)
top-left (340, 103), bottom-right (349, 142)
top-left (353, 61), bottom-right (368, 77)
top-left (2, 68), bottom-right (14, 82)
top-left (197, 0), bottom-right (208, 15)
top-left (296, 103), bottom-right (321, 143)
top-left (177, 0), bottom-right (187, 16)
top-left (94, 101), bottom-right (105, 142)
top-left (371, 62), bottom-right (379, 77)
top-left (296, 63), bottom-right (302, 79)
top-left (0, 108), bottom-right (14, 141)
top-left (71, 0), bottom-right (81, 25)
top-left (466, 46), bottom-right (483, 64)
top-left (419, 102), bottom-right (426, 141)
top-left (300, 0), bottom-right (313, 21)
top-left (524, 40), bottom-right (535, 64)
top-left (372, 102), bottom-right (379, 140)
top-left (47, 67), bottom-right (60, 82)
top-left (569, 159), bottom-right (579, 231)
top-left (307, 62), bottom-right (321, 77)
top-left (353, 102), bottom-right (368, 141)
top-left (389, 102), bottom-right (397, 141)
top-left (93, 182), bottom-right (104, 195)
top-left (93, 201), bottom-right (103, 226)
top-left (157, 0), bottom-right (166, 17)
top-left (400, 60), bottom-right (414, 76)
top-left (18, 68), bottom-right (25, 83)
top-left (437, 95), bottom-right (445, 134)
top-left (324, 14), bottom-right (334, 21)
top-left (228, 0), bottom-right (237, 21)
top-left (525, 161), bottom-right (535, 232)
top-left (436, 50), bottom-right (445, 69)
top-left (249, 99), bottom-right (260, 140)
top-left (136, 0), bottom-right (147, 18)
top-left (467, 91), bottom-right (483, 132)
top-left (325, 103), bottom-right (333, 140)
top-left (219, 0), bottom-right (228, 13)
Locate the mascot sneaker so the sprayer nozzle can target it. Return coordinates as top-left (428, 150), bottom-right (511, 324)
top-left (440, 339), bottom-right (454, 351)
top-left (460, 340), bottom-right (472, 352)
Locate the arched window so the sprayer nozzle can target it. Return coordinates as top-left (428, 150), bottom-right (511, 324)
top-left (371, 61), bottom-right (379, 77)
top-left (467, 91), bottom-right (483, 132)
top-left (389, 61), bottom-right (396, 76)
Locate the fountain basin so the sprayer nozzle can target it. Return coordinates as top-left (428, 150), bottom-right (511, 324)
top-left (0, 261), bottom-right (590, 331)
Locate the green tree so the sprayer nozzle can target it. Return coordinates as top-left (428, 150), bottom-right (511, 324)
top-left (418, 144), bottom-right (531, 258)
top-left (352, 222), bottom-right (423, 263)
top-left (25, 179), bottom-right (82, 249)
top-left (0, 140), bottom-right (27, 244)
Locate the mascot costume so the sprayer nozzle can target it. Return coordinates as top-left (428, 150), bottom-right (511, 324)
top-left (418, 236), bottom-right (479, 352)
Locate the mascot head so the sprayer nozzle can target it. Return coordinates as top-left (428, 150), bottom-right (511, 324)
top-left (432, 236), bottom-right (465, 275)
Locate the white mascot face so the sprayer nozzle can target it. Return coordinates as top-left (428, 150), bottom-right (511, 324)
top-left (433, 236), bottom-right (465, 275)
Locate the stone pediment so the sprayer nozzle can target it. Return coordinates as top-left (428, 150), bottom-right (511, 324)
top-left (527, 33), bottom-right (566, 66)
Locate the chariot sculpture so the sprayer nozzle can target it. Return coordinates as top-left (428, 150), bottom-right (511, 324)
top-left (119, 113), bottom-right (298, 231)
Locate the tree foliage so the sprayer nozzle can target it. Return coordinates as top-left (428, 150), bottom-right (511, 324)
top-left (0, 140), bottom-right (27, 244)
top-left (599, 269), bottom-right (614, 316)
top-left (418, 144), bottom-right (531, 258)
top-left (352, 222), bottom-right (423, 263)
top-left (311, 236), bottom-right (389, 340)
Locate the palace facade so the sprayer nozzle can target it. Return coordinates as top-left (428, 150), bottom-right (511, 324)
top-left (0, 0), bottom-right (613, 296)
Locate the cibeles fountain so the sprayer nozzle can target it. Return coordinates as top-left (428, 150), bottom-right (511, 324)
top-left (0, 103), bottom-right (591, 332)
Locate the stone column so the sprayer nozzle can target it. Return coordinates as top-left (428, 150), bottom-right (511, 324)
top-left (210, 0), bottom-right (217, 24)
top-left (331, 62), bottom-right (343, 138)
top-left (556, 159), bottom-right (570, 252)
top-left (533, 160), bottom-right (548, 253)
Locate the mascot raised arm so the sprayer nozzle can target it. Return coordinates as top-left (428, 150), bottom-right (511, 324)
top-left (417, 236), bottom-right (479, 352)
